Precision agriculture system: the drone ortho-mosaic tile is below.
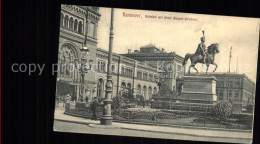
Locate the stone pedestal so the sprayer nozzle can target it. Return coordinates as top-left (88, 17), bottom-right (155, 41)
top-left (178, 75), bottom-right (217, 104)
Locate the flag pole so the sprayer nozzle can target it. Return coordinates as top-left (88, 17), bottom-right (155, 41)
top-left (227, 47), bottom-right (232, 101)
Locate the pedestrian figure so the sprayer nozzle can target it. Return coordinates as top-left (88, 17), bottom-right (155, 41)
top-left (85, 96), bottom-right (89, 103)
top-left (91, 97), bottom-right (100, 121)
top-left (137, 97), bottom-right (141, 107)
top-left (149, 98), bottom-right (154, 108)
top-left (66, 94), bottom-right (71, 103)
top-left (64, 94), bottom-right (71, 109)
top-left (62, 95), bottom-right (66, 107)
top-left (141, 95), bottom-right (145, 108)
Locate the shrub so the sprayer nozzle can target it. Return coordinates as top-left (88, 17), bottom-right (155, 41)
top-left (246, 104), bottom-right (254, 114)
top-left (111, 94), bottom-right (126, 110)
top-left (212, 100), bottom-right (232, 121)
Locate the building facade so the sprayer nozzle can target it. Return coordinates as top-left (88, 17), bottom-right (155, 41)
top-left (177, 72), bottom-right (255, 114)
top-left (57, 5), bottom-right (100, 102)
top-left (56, 5), bottom-right (159, 102)
top-left (95, 48), bottom-right (159, 101)
top-left (212, 73), bottom-right (255, 114)
top-left (121, 44), bottom-right (184, 91)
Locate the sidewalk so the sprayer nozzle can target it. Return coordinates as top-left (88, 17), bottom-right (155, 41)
top-left (54, 108), bottom-right (253, 142)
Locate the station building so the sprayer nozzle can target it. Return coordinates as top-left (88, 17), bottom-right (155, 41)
top-left (56, 5), bottom-right (255, 114)
top-left (56, 5), bottom-right (159, 102)
top-left (121, 44), bottom-right (185, 91)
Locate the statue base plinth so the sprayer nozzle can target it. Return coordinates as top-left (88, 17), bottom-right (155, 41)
top-left (179, 75), bottom-right (217, 104)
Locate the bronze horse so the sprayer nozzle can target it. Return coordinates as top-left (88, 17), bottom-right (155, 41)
top-left (182, 43), bottom-right (220, 74)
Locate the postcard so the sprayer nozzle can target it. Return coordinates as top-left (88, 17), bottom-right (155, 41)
top-left (53, 4), bottom-right (259, 143)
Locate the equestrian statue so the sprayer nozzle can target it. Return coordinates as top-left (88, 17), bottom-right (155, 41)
top-left (182, 31), bottom-right (220, 74)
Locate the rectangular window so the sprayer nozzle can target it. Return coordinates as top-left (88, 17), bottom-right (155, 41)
top-left (88, 22), bottom-right (95, 38)
top-left (137, 71), bottom-right (142, 79)
top-left (126, 68), bottom-right (130, 77)
top-left (235, 81), bottom-right (240, 88)
top-left (228, 90), bottom-right (232, 98)
top-left (219, 90), bottom-right (223, 100)
top-left (143, 73), bottom-right (148, 80)
top-left (149, 74), bottom-right (153, 81)
top-left (154, 75), bottom-right (158, 82)
top-left (218, 81), bottom-right (224, 87)
top-left (235, 90), bottom-right (239, 98)
top-left (121, 67), bottom-right (125, 75)
top-left (228, 81), bottom-right (233, 88)
top-left (177, 65), bottom-right (182, 72)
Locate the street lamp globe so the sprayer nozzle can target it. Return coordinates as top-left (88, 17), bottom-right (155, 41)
top-left (82, 46), bottom-right (90, 55)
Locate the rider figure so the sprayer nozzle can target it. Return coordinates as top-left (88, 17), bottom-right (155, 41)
top-left (196, 31), bottom-right (207, 64)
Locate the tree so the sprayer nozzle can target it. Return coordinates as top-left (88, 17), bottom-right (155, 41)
top-left (212, 100), bottom-right (232, 121)
top-left (158, 83), bottom-right (171, 96)
top-left (112, 93), bottom-right (126, 110)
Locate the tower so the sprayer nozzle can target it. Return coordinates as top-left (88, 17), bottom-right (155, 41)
top-left (81, 6), bottom-right (101, 47)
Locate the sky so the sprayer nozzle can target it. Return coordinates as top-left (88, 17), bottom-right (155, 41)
top-left (96, 7), bottom-right (260, 83)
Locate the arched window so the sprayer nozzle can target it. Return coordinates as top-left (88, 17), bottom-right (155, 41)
top-left (59, 51), bottom-right (72, 76)
top-left (143, 86), bottom-right (147, 100)
top-left (65, 56), bottom-right (71, 75)
top-left (60, 55), bottom-right (65, 74)
top-left (60, 13), bottom-right (64, 27)
top-left (97, 78), bottom-right (104, 98)
top-left (78, 21), bottom-right (83, 34)
top-left (127, 83), bottom-right (131, 93)
top-left (111, 65), bottom-right (115, 73)
top-left (153, 87), bottom-right (157, 94)
top-left (64, 15), bottom-right (69, 29)
top-left (74, 19), bottom-right (78, 32)
top-left (121, 82), bottom-right (126, 95)
top-left (59, 44), bottom-right (77, 79)
top-left (69, 17), bottom-right (74, 30)
top-left (148, 87), bottom-right (152, 99)
top-left (97, 61), bottom-right (100, 71)
top-left (137, 85), bottom-right (141, 95)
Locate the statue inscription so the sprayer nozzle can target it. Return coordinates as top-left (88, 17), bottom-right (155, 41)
top-left (184, 84), bottom-right (206, 89)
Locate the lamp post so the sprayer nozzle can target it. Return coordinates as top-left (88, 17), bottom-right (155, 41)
top-left (132, 61), bottom-right (137, 99)
top-left (74, 48), bottom-right (91, 84)
top-left (100, 8), bottom-right (114, 125)
top-left (74, 48), bottom-right (92, 102)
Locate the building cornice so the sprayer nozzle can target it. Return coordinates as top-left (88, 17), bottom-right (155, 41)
top-left (60, 29), bottom-right (85, 43)
top-left (61, 5), bottom-right (86, 17)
